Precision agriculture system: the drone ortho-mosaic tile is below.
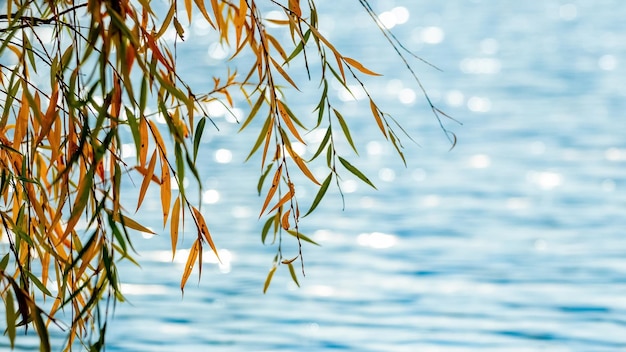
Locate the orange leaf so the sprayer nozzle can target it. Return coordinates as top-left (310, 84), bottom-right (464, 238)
top-left (271, 57), bottom-right (299, 90)
top-left (148, 120), bottom-right (167, 155)
top-left (192, 206), bottom-right (219, 261)
top-left (139, 117), bottom-right (148, 167)
top-left (259, 164), bottom-right (282, 217)
top-left (170, 197), bottom-right (180, 260)
top-left (181, 238), bottom-right (201, 292)
top-left (134, 166), bottom-right (161, 183)
top-left (194, 0), bottom-right (216, 28)
top-left (36, 82), bottom-right (58, 147)
top-left (288, 0), bottom-right (302, 17)
top-left (260, 117), bottom-right (274, 169)
top-left (277, 100), bottom-right (305, 144)
top-left (267, 182), bottom-right (295, 214)
top-left (343, 57), bottom-right (382, 76)
top-left (334, 52), bottom-right (346, 82)
top-left (286, 144), bottom-right (320, 185)
top-left (369, 99), bottom-right (387, 138)
top-left (184, 0), bottom-right (192, 23)
top-left (136, 150), bottom-right (157, 211)
top-left (281, 209), bottom-right (291, 230)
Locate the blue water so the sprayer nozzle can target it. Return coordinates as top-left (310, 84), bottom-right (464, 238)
top-left (5, 1), bottom-right (626, 351)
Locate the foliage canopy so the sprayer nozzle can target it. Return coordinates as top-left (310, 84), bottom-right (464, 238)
top-left (0, 0), bottom-right (453, 349)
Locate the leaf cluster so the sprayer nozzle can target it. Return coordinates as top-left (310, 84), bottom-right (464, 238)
top-left (0, 0), bottom-right (454, 349)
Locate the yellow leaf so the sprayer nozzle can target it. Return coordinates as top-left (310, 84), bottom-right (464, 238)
top-left (137, 150), bottom-right (157, 211)
top-left (170, 197), bottom-right (181, 260)
top-left (343, 57), bottom-right (382, 76)
top-left (160, 158), bottom-right (171, 227)
top-left (263, 266), bottom-right (277, 293)
top-left (110, 212), bottom-right (155, 234)
top-left (259, 164), bottom-right (282, 217)
top-left (261, 118), bottom-right (274, 169)
top-left (192, 206), bottom-right (219, 261)
top-left (194, 0), bottom-right (215, 28)
top-left (181, 238), bottom-right (201, 292)
top-left (41, 251), bottom-right (50, 288)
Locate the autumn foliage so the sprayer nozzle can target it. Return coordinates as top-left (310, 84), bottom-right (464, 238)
top-left (0, 0), bottom-right (451, 349)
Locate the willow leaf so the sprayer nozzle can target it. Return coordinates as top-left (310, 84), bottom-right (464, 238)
top-left (193, 117), bottom-right (206, 162)
top-left (369, 99), bottom-right (387, 138)
top-left (136, 150), bottom-right (157, 211)
top-left (257, 163), bottom-right (274, 196)
top-left (192, 206), bottom-right (219, 260)
top-left (260, 215), bottom-right (275, 244)
top-left (286, 144), bottom-right (319, 185)
top-left (171, 197), bottom-right (181, 260)
top-left (110, 211), bottom-right (155, 234)
top-left (263, 266), bottom-right (277, 293)
top-left (287, 229), bottom-right (320, 246)
top-left (260, 164), bottom-right (283, 216)
top-left (338, 156), bottom-right (376, 189)
top-left (287, 263), bottom-right (300, 287)
top-left (239, 89), bottom-right (266, 132)
top-left (278, 100), bottom-right (305, 144)
top-left (309, 127), bottom-right (331, 161)
top-left (5, 291), bottom-right (15, 348)
top-left (343, 56), bottom-right (382, 76)
top-left (333, 109), bottom-right (358, 154)
top-left (181, 239), bottom-right (201, 293)
top-left (304, 173), bottom-right (332, 217)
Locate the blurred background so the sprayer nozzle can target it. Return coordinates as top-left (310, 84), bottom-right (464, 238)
top-left (10, 0), bottom-right (626, 351)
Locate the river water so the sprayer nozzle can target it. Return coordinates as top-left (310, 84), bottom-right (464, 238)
top-left (6, 0), bottom-right (626, 351)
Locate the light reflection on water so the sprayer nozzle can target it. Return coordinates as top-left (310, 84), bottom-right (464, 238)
top-left (3, 0), bottom-right (626, 351)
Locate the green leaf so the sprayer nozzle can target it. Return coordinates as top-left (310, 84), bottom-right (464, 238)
top-left (193, 117), bottom-right (206, 162)
top-left (140, 77), bottom-right (148, 114)
top-left (304, 173), bottom-right (332, 217)
top-left (0, 253), bottom-right (9, 270)
top-left (338, 156), bottom-right (376, 189)
top-left (239, 89), bottom-right (266, 132)
top-left (333, 109), bottom-right (358, 154)
top-left (313, 81), bottom-right (328, 128)
top-left (5, 291), bottom-right (15, 349)
top-left (174, 143), bottom-right (185, 198)
top-left (287, 263), bottom-right (300, 287)
top-left (287, 229), bottom-right (320, 246)
top-left (286, 29), bottom-right (311, 63)
top-left (257, 163), bottom-right (274, 196)
top-left (309, 127), bottom-right (331, 161)
top-left (245, 114), bottom-right (272, 161)
top-left (25, 271), bottom-right (52, 297)
top-left (28, 302), bottom-right (51, 352)
top-left (261, 215), bottom-right (275, 244)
